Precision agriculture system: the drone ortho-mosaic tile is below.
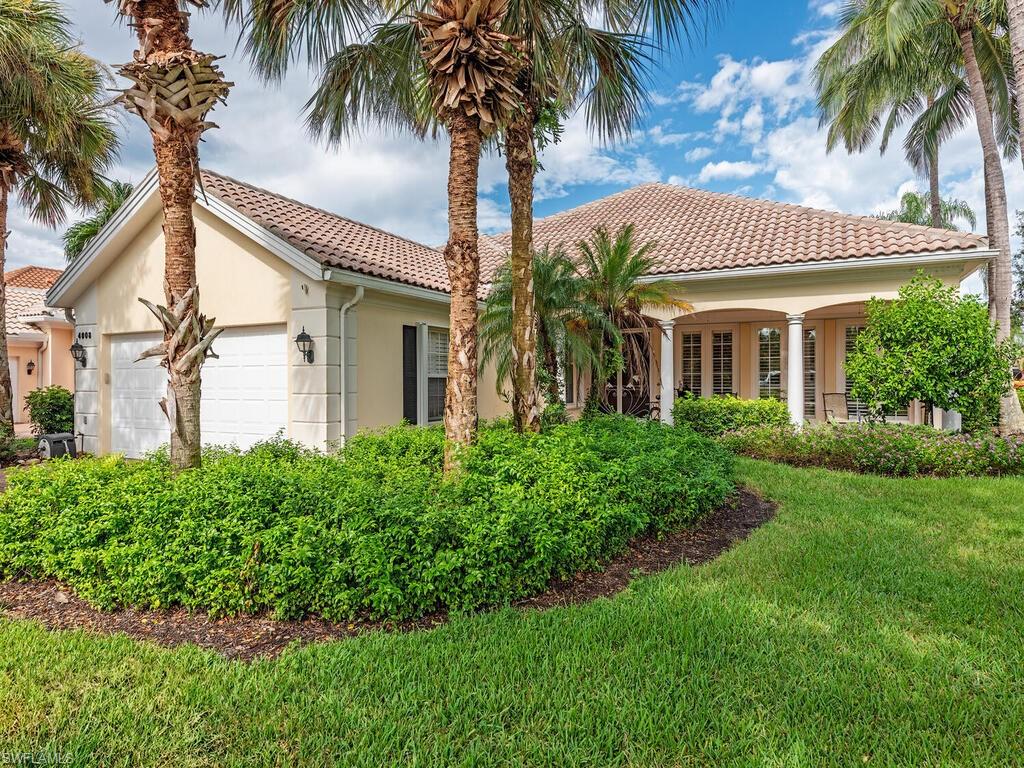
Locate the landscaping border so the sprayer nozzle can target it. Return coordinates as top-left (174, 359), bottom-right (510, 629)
top-left (0, 488), bottom-right (775, 661)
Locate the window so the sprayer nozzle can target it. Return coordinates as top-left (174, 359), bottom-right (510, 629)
top-left (844, 325), bottom-right (868, 420)
top-left (757, 327), bottom-right (782, 400)
top-left (427, 328), bottom-right (448, 422)
top-left (679, 332), bottom-right (702, 396)
top-left (803, 328), bottom-right (816, 420)
top-left (564, 361), bottom-right (575, 405)
top-left (712, 331), bottom-right (733, 395)
top-left (845, 324), bottom-right (907, 420)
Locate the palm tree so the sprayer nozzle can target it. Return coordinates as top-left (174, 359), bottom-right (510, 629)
top-left (825, 0), bottom-right (1024, 434)
top-left (480, 245), bottom-right (616, 404)
top-left (1004, 0), bottom-right (1024, 164)
top-left (109, 0), bottom-right (232, 470)
top-left (63, 180), bottom-right (134, 261)
top-left (576, 224), bottom-right (691, 412)
top-left (0, 0), bottom-right (117, 439)
top-left (879, 190), bottom-right (977, 230)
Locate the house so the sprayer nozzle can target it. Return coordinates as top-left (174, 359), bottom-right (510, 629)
top-left (484, 184), bottom-right (989, 427)
top-left (6, 266), bottom-right (76, 428)
top-left (46, 170), bottom-right (991, 457)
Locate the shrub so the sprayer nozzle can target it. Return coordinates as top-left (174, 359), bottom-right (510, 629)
top-left (720, 422), bottom-right (1024, 477)
top-left (0, 417), bottom-right (733, 621)
top-left (24, 385), bottom-right (73, 436)
top-left (673, 394), bottom-right (791, 437)
top-left (846, 275), bottom-right (1016, 432)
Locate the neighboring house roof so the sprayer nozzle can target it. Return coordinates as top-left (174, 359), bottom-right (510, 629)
top-left (201, 170), bottom-right (452, 293)
top-left (6, 286), bottom-right (47, 335)
top-left (489, 183), bottom-right (988, 276)
top-left (6, 266), bottom-right (63, 290)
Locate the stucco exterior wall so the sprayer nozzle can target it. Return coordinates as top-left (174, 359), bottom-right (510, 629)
top-left (350, 288), bottom-right (508, 433)
top-left (7, 326), bottom-right (76, 424)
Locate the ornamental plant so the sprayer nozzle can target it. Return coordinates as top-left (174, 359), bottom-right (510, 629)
top-left (673, 394), bottom-right (791, 437)
top-left (24, 386), bottom-right (73, 436)
top-left (845, 275), bottom-right (1017, 432)
top-left (0, 417), bottom-right (732, 621)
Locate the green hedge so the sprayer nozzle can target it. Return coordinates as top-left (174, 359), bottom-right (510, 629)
top-left (0, 416), bottom-right (733, 621)
top-left (720, 422), bottom-right (1024, 477)
top-left (25, 385), bottom-right (74, 436)
top-left (672, 395), bottom-right (791, 437)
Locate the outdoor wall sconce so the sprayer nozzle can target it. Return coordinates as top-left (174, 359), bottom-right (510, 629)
top-left (294, 327), bottom-right (314, 364)
top-left (70, 341), bottom-right (87, 368)
top-left (25, 360), bottom-right (34, 376)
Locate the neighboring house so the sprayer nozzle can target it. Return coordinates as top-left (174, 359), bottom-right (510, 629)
top-left (5, 266), bottom-right (76, 425)
top-left (46, 170), bottom-right (991, 457)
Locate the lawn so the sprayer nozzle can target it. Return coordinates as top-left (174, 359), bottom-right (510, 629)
top-left (1, 459), bottom-right (1022, 766)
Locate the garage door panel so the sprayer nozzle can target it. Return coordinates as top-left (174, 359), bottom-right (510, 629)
top-left (111, 325), bottom-right (289, 458)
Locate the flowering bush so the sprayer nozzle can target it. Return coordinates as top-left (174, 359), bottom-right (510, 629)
top-left (720, 422), bottom-right (1024, 477)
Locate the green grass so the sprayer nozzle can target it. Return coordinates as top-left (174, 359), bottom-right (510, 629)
top-left (1, 459), bottom-right (1022, 767)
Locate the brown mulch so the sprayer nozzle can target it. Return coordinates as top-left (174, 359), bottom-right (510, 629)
top-left (0, 488), bottom-right (776, 662)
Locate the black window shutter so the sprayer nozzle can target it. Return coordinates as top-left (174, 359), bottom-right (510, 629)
top-left (402, 325), bottom-right (418, 423)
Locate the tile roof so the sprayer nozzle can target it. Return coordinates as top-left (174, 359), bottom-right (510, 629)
top-left (198, 172), bottom-right (988, 298)
top-left (200, 170), bottom-right (452, 293)
top-left (491, 183), bottom-right (988, 275)
top-left (5, 266), bottom-right (63, 289)
top-left (6, 287), bottom-right (46, 335)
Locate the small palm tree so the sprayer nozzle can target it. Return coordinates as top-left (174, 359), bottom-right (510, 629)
top-left (576, 224), bottom-right (691, 412)
top-left (0, 0), bottom-right (118, 438)
top-left (63, 181), bottom-right (134, 261)
top-left (480, 246), bottom-right (616, 405)
top-left (880, 191), bottom-right (976, 230)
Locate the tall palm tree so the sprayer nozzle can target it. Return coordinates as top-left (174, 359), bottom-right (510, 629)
top-left (0, 0), bottom-right (117, 439)
top-left (826, 0), bottom-right (1024, 434)
top-left (63, 180), bottom-right (134, 261)
top-left (576, 224), bottom-right (691, 412)
top-left (880, 190), bottom-right (977, 229)
top-left (1004, 0), bottom-right (1024, 163)
top-left (109, 0), bottom-right (232, 470)
top-left (480, 245), bottom-right (616, 404)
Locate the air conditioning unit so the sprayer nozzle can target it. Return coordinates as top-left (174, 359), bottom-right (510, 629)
top-left (38, 433), bottom-right (77, 460)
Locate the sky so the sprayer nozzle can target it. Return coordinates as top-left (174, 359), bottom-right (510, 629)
top-left (8, 0), bottom-right (1022, 296)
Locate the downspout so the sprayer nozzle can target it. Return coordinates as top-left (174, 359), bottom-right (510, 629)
top-left (338, 286), bottom-right (364, 445)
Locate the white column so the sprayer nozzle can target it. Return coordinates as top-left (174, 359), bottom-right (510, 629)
top-left (659, 320), bottom-right (676, 424)
top-left (786, 314), bottom-right (805, 427)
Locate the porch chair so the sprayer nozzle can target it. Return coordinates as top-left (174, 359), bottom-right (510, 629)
top-left (822, 392), bottom-right (850, 424)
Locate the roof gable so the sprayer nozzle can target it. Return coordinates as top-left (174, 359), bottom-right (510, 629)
top-left (6, 266), bottom-right (63, 289)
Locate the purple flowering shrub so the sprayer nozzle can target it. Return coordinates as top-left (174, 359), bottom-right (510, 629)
top-left (719, 422), bottom-right (1024, 477)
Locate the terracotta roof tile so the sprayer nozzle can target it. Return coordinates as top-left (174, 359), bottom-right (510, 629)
top-left (492, 183), bottom-right (987, 274)
top-left (5, 266), bottom-right (63, 289)
top-left (6, 287), bottom-right (46, 335)
top-left (200, 170), bottom-right (451, 293)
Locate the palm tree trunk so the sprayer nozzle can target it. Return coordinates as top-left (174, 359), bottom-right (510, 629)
top-left (927, 94), bottom-right (942, 229)
top-left (0, 185), bottom-right (14, 440)
top-left (131, 0), bottom-right (206, 469)
top-left (505, 107), bottom-right (541, 433)
top-left (959, 25), bottom-right (1024, 434)
top-left (443, 111), bottom-right (483, 470)
top-left (153, 130), bottom-right (202, 469)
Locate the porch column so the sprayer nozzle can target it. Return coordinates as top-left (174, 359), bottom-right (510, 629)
top-left (659, 320), bottom-right (675, 424)
top-left (786, 314), bottom-right (805, 427)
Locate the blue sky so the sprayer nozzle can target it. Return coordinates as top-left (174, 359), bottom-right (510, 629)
top-left (8, 0), bottom-right (1019, 291)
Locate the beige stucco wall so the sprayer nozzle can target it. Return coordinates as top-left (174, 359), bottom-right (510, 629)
top-left (8, 341), bottom-right (37, 422)
top-left (351, 288), bottom-right (508, 433)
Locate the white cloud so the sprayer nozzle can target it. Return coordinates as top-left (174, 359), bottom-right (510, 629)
top-left (810, 0), bottom-right (842, 18)
top-left (685, 146), bottom-right (714, 163)
top-left (698, 160), bottom-right (763, 182)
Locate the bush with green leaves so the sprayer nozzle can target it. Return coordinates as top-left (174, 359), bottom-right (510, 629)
top-left (846, 275), bottom-right (1017, 432)
top-left (720, 422), bottom-right (1024, 477)
top-left (672, 394), bottom-right (791, 437)
top-left (0, 417), bottom-right (733, 621)
top-left (24, 386), bottom-right (74, 436)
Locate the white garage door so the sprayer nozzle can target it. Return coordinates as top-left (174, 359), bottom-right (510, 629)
top-left (111, 325), bottom-right (288, 458)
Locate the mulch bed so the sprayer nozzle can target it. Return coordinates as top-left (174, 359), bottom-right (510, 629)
top-left (0, 488), bottom-right (776, 662)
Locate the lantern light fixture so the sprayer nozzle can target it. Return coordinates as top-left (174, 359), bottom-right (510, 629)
top-left (70, 341), bottom-right (87, 368)
top-left (295, 327), bottom-right (314, 364)
top-left (26, 360), bottom-right (34, 375)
